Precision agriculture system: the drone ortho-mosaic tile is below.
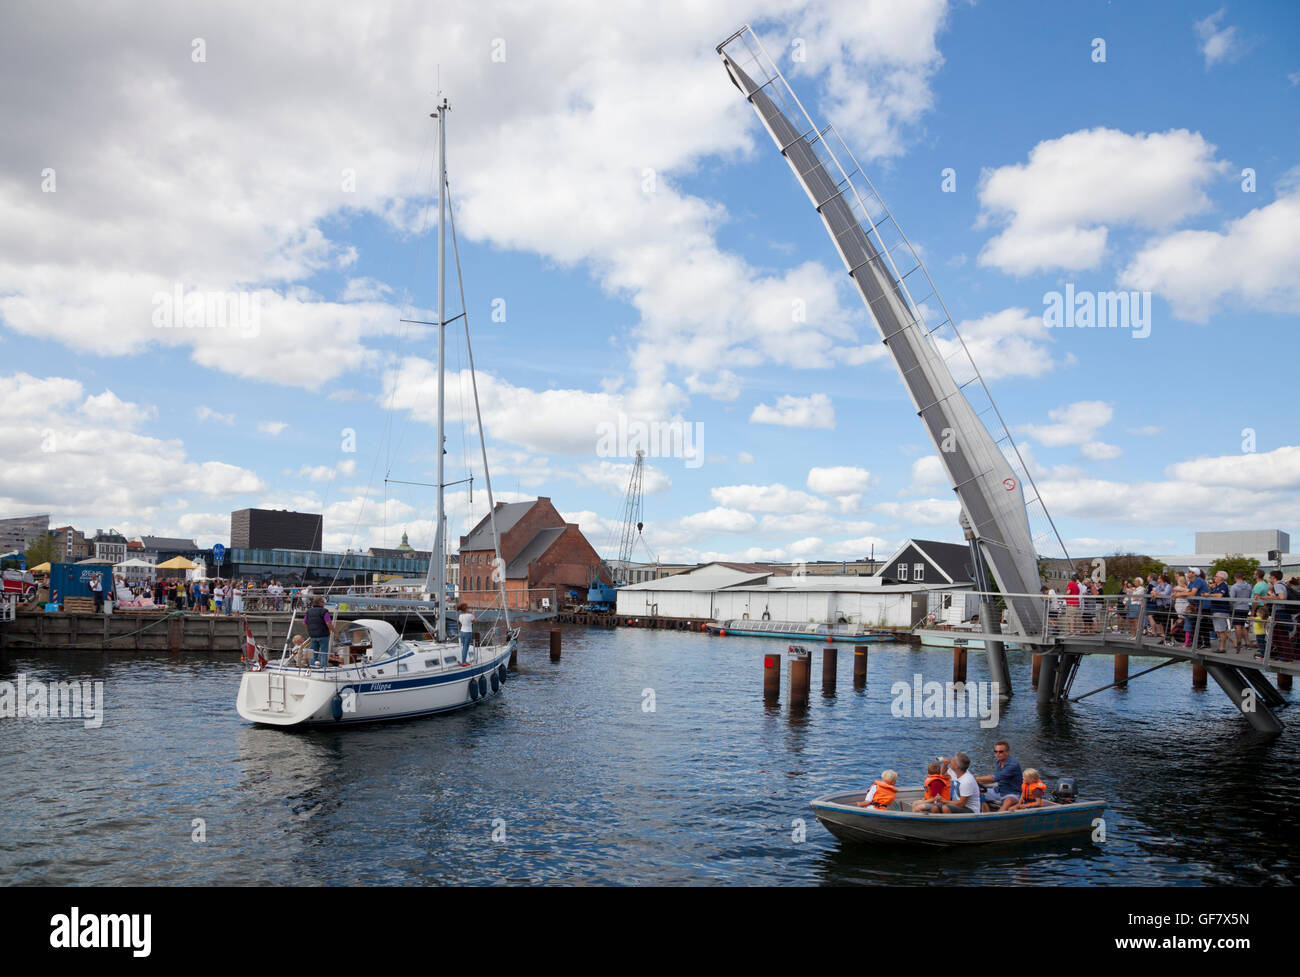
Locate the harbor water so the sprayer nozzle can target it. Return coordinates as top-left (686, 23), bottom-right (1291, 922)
top-left (1, 624), bottom-right (1294, 886)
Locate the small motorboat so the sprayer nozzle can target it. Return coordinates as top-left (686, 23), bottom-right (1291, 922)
top-left (810, 786), bottom-right (1107, 847)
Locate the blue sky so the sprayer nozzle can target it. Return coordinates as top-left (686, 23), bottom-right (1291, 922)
top-left (2, 0), bottom-right (1298, 562)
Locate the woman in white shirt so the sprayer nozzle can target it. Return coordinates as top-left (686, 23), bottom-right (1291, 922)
top-left (457, 603), bottom-right (474, 665)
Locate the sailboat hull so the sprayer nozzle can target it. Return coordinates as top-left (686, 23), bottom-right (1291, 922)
top-left (237, 644), bottom-right (513, 727)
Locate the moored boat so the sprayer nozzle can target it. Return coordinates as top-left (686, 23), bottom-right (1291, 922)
top-left (705, 619), bottom-right (894, 642)
top-left (810, 787), bottom-right (1106, 846)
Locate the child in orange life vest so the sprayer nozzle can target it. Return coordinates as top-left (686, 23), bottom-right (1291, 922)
top-left (998, 768), bottom-right (1047, 812)
top-left (858, 770), bottom-right (899, 810)
top-left (911, 761), bottom-right (953, 812)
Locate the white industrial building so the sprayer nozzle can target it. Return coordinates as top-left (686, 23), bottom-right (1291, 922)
top-left (616, 559), bottom-right (972, 628)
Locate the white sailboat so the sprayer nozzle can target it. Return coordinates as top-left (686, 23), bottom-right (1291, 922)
top-left (237, 97), bottom-right (518, 727)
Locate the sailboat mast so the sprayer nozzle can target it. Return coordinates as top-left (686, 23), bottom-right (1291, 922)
top-left (434, 96), bottom-right (449, 642)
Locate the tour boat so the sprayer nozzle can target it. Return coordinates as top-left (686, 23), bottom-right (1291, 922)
top-left (810, 787), bottom-right (1107, 846)
top-left (237, 97), bottom-right (518, 727)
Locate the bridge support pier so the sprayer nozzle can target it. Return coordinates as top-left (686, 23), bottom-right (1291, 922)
top-left (1036, 652), bottom-right (1058, 708)
top-left (1206, 664), bottom-right (1284, 734)
top-left (980, 597), bottom-right (1011, 700)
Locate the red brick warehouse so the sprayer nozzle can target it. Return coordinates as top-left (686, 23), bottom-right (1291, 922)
top-left (457, 497), bottom-right (607, 609)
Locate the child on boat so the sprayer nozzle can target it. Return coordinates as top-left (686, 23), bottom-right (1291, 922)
top-left (289, 634), bottom-right (310, 666)
top-left (911, 761), bottom-right (952, 812)
top-left (998, 768), bottom-right (1047, 812)
top-left (858, 769), bottom-right (899, 810)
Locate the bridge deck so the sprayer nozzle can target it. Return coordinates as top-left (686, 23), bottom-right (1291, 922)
top-left (912, 628), bottom-right (1300, 676)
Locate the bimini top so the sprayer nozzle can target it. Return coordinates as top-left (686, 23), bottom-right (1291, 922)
top-left (344, 619), bottom-right (401, 657)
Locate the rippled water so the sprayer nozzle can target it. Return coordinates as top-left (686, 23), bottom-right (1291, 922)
top-left (1, 624), bottom-right (1294, 885)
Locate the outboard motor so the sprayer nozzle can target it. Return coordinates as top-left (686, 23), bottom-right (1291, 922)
top-left (1053, 778), bottom-right (1077, 804)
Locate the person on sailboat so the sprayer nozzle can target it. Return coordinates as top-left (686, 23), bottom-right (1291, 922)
top-left (457, 603), bottom-right (474, 665)
top-left (304, 596), bottom-right (338, 668)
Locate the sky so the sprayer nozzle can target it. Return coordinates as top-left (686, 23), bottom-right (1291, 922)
top-left (2, 0), bottom-right (1298, 564)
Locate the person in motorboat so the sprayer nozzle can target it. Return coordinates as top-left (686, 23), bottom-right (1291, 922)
top-left (976, 740), bottom-right (1022, 811)
top-left (304, 596), bottom-right (338, 667)
top-left (911, 760), bottom-right (952, 812)
top-left (996, 769), bottom-right (1047, 812)
top-left (918, 753), bottom-right (980, 814)
top-left (857, 770), bottom-right (898, 810)
top-left (457, 603), bottom-right (475, 665)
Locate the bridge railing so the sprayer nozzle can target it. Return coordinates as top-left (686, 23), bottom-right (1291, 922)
top-left (942, 589), bottom-right (1300, 665)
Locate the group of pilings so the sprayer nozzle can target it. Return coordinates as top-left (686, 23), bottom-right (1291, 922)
top-left (763, 645), bottom-right (872, 709)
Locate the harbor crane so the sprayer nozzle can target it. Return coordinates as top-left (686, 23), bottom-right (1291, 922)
top-left (586, 450), bottom-right (647, 611)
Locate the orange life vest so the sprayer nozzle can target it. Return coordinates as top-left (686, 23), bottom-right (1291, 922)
top-left (869, 780), bottom-right (898, 809)
top-left (924, 773), bottom-right (952, 799)
top-left (1020, 780), bottom-right (1047, 804)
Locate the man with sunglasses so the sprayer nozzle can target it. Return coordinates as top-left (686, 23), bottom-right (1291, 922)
top-left (976, 740), bottom-right (1022, 811)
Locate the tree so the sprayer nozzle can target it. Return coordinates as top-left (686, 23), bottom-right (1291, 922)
top-left (1209, 553), bottom-right (1259, 582)
top-left (24, 533), bottom-right (57, 567)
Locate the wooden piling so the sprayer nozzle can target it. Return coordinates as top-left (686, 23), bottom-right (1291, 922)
top-left (1032, 654), bottom-right (1041, 689)
top-left (763, 653), bottom-right (781, 703)
top-left (509, 640), bottom-right (518, 669)
top-left (1114, 654), bottom-right (1129, 688)
top-left (853, 645), bottom-right (867, 689)
top-left (822, 646), bottom-right (837, 696)
top-left (549, 628), bottom-right (561, 661)
top-left (1192, 663), bottom-right (1207, 688)
top-left (1279, 673), bottom-right (1292, 691)
top-left (790, 650), bottom-right (810, 709)
top-left (953, 647), bottom-right (967, 685)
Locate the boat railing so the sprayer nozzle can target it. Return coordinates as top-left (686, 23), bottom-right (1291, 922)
top-left (936, 588), bottom-right (1300, 664)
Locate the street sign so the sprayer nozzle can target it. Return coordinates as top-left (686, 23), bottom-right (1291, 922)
top-left (213, 543), bottom-right (226, 564)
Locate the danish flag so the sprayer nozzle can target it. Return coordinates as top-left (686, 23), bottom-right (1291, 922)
top-left (244, 619), bottom-right (267, 669)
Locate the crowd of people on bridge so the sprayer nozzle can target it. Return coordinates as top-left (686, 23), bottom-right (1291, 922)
top-left (1037, 567), bottom-right (1297, 661)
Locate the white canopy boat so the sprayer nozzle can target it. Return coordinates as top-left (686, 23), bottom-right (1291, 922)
top-left (237, 96), bottom-right (518, 727)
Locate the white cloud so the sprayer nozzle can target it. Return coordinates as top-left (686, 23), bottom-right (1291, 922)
top-left (579, 460), bottom-right (672, 495)
top-left (871, 497), bottom-right (961, 527)
top-left (807, 465), bottom-right (872, 494)
top-left (1120, 182), bottom-right (1300, 322)
top-left (977, 128), bottom-right (1226, 275)
top-left (196, 406), bottom-right (234, 425)
top-left (685, 370), bottom-right (742, 402)
top-left (0, 1), bottom-right (949, 405)
top-left (1128, 425), bottom-right (1163, 436)
top-left (750, 393), bottom-right (835, 429)
top-left (0, 373), bottom-right (264, 532)
top-left (258, 420), bottom-right (289, 435)
top-left (712, 483), bottom-right (829, 515)
top-left (908, 454), bottom-right (947, 492)
top-left (1195, 9), bottom-right (1243, 68)
top-left (943, 308), bottom-right (1058, 380)
top-left (679, 506), bottom-right (757, 534)
top-left (1081, 441), bottom-right (1122, 461)
top-left (737, 451), bottom-right (754, 464)
top-left (1019, 401), bottom-right (1113, 447)
top-left (82, 390), bottom-right (156, 428)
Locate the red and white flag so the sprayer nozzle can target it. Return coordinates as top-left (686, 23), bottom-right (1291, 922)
top-left (244, 619), bottom-right (267, 668)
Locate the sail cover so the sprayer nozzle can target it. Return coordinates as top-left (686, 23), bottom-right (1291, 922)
top-left (718, 28), bottom-right (1046, 637)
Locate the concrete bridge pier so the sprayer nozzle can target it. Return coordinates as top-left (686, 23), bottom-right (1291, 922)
top-left (1207, 664), bottom-right (1284, 734)
top-left (980, 597), bottom-right (1012, 700)
top-left (1036, 652), bottom-right (1058, 708)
